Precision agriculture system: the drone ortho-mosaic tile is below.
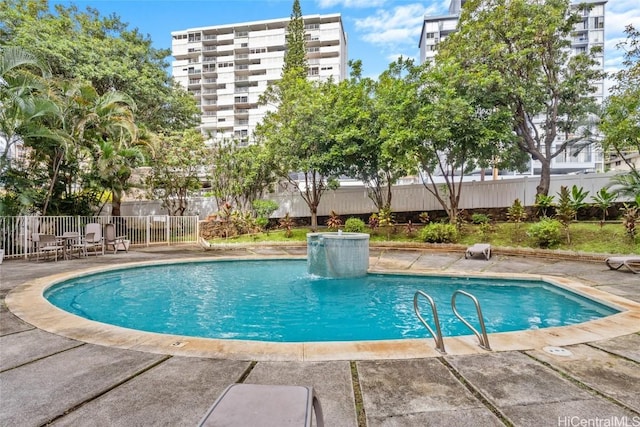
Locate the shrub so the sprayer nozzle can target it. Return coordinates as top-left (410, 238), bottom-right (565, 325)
top-left (471, 213), bottom-right (491, 224)
top-left (368, 213), bottom-right (379, 229)
top-left (418, 212), bottom-right (430, 223)
top-left (621, 203), bottom-right (638, 239)
top-left (278, 213), bottom-right (295, 238)
top-left (405, 220), bottom-right (417, 238)
top-left (507, 198), bottom-right (527, 242)
top-left (569, 185), bottom-right (589, 219)
top-left (419, 223), bottom-right (459, 243)
top-left (591, 188), bottom-right (616, 226)
top-left (554, 186), bottom-right (576, 243)
top-left (535, 193), bottom-right (554, 218)
top-left (344, 217), bottom-right (366, 233)
top-left (252, 199), bottom-right (278, 231)
top-left (326, 210), bottom-right (342, 231)
top-left (527, 218), bottom-right (562, 248)
top-left (507, 199), bottom-right (527, 223)
top-left (377, 208), bottom-right (394, 228)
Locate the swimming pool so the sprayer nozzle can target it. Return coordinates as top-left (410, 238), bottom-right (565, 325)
top-left (44, 259), bottom-right (619, 343)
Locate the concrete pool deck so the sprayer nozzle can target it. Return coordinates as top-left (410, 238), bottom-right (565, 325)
top-left (1, 245), bottom-right (639, 426)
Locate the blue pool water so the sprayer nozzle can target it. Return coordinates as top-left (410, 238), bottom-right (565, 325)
top-left (45, 260), bottom-right (619, 343)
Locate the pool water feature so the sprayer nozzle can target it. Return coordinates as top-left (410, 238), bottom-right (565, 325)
top-left (307, 232), bottom-right (369, 277)
top-left (44, 259), bottom-right (620, 343)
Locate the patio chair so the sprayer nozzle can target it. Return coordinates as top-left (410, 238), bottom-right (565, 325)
top-left (465, 243), bottom-right (491, 260)
top-left (605, 256), bottom-right (640, 274)
top-left (35, 234), bottom-right (64, 262)
top-left (72, 232), bottom-right (100, 257)
top-left (104, 223), bottom-right (129, 254)
top-left (198, 383), bottom-right (324, 427)
top-left (84, 223), bottom-right (104, 256)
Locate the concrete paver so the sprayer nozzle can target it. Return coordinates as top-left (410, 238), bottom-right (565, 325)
top-left (589, 333), bottom-right (640, 362)
top-left (527, 344), bottom-right (640, 412)
top-left (357, 359), bottom-right (503, 426)
top-left (0, 302), bottom-right (33, 335)
top-left (0, 328), bottom-right (82, 371)
top-left (1, 246), bottom-right (639, 426)
top-left (445, 351), bottom-right (636, 426)
top-left (50, 357), bottom-right (251, 427)
top-left (0, 344), bottom-right (166, 427)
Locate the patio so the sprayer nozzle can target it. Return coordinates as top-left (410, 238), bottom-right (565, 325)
top-left (1, 245), bottom-right (639, 426)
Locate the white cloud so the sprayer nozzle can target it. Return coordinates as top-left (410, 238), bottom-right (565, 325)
top-left (603, 2), bottom-right (640, 93)
top-left (354, 3), bottom-right (431, 47)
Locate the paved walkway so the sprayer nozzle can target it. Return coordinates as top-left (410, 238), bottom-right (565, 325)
top-left (1, 245), bottom-right (639, 427)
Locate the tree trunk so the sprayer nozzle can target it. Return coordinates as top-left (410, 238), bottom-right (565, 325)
top-left (310, 205), bottom-right (318, 231)
top-left (536, 159), bottom-right (552, 196)
top-left (112, 190), bottom-right (122, 217)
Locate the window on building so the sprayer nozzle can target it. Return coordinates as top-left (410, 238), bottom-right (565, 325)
top-left (234, 96), bottom-right (248, 103)
top-left (594, 17), bottom-right (604, 28)
top-left (426, 32), bottom-right (435, 39)
top-left (188, 33), bottom-right (201, 42)
top-left (308, 67), bottom-right (319, 76)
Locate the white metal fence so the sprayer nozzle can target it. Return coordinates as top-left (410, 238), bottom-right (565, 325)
top-left (0, 215), bottom-right (199, 260)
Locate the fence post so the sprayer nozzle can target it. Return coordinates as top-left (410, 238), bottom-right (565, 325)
top-left (146, 216), bottom-right (151, 247)
top-left (166, 215), bottom-right (170, 246)
top-left (22, 215), bottom-right (28, 260)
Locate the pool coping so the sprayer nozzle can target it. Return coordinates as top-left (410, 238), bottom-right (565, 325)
top-left (6, 255), bottom-right (640, 362)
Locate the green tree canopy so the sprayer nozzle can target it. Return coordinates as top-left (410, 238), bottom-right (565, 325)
top-left (600, 25), bottom-right (639, 179)
top-left (145, 129), bottom-right (207, 216)
top-left (1, 0), bottom-right (199, 133)
top-left (206, 140), bottom-right (277, 211)
top-left (395, 58), bottom-right (520, 224)
top-left (441, 0), bottom-right (604, 196)
top-left (334, 60), bottom-right (410, 211)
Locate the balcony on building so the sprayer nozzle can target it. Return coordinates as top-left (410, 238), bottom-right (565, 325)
top-left (202, 34), bottom-right (217, 44)
top-left (202, 64), bottom-right (217, 77)
top-left (202, 78), bottom-right (217, 88)
top-left (202, 89), bottom-right (218, 101)
top-left (187, 32), bottom-right (201, 43)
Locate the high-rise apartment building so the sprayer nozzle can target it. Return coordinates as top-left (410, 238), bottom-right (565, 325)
top-left (418, 0), bottom-right (607, 174)
top-left (172, 14), bottom-right (347, 144)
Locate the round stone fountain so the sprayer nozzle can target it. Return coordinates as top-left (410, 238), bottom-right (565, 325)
top-left (306, 231), bottom-right (370, 278)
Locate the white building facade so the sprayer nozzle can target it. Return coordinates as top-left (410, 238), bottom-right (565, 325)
top-left (172, 14), bottom-right (347, 144)
top-left (418, 0), bottom-right (607, 174)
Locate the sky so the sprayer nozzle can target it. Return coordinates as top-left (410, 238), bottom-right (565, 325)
top-left (52, 0), bottom-right (639, 87)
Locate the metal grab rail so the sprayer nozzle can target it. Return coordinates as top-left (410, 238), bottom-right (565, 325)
top-left (413, 291), bottom-right (446, 354)
top-left (451, 290), bottom-right (491, 351)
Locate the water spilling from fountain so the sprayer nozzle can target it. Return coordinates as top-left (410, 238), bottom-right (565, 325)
top-left (307, 231), bottom-right (369, 278)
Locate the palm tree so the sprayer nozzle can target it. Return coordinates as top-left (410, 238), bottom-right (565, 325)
top-left (607, 172), bottom-right (640, 201)
top-left (0, 47), bottom-right (54, 163)
top-left (0, 47), bottom-right (62, 214)
top-left (49, 82), bottom-right (141, 216)
top-left (94, 139), bottom-right (143, 216)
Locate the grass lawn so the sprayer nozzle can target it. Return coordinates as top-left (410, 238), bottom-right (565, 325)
top-left (207, 221), bottom-right (639, 255)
